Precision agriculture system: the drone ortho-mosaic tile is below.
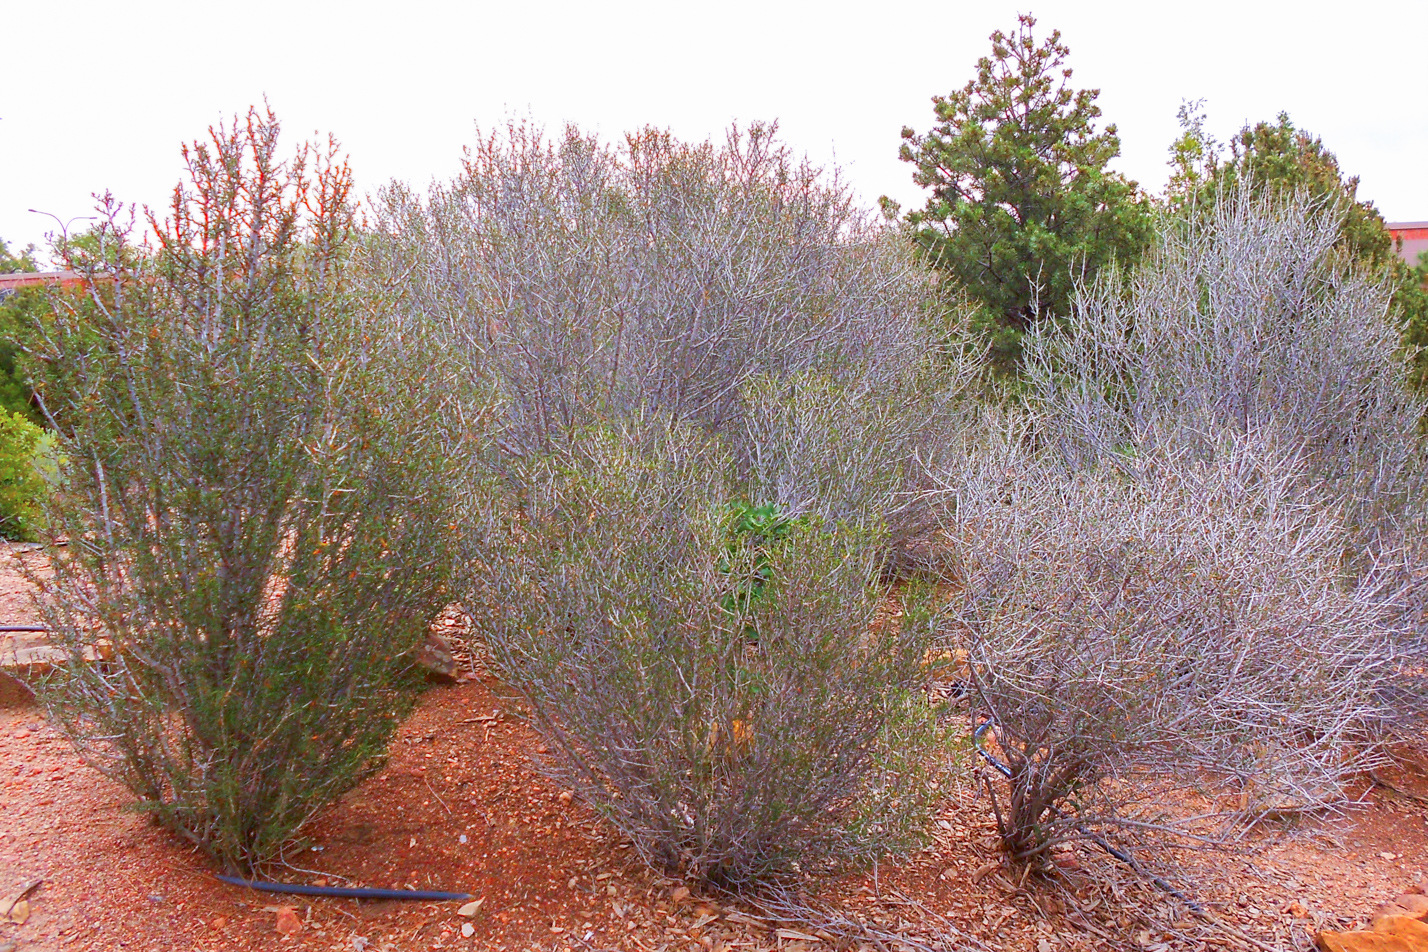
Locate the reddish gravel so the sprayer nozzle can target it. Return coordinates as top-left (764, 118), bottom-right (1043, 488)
top-left (3, 542), bottom-right (1428, 952)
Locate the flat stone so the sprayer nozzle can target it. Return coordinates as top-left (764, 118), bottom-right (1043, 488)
top-left (1318, 915), bottom-right (1428, 952)
top-left (1375, 896), bottom-right (1428, 926)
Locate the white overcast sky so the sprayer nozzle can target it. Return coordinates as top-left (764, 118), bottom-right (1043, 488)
top-left (3, 0), bottom-right (1425, 261)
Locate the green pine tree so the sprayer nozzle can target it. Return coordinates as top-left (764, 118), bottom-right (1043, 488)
top-left (894, 14), bottom-right (1153, 374)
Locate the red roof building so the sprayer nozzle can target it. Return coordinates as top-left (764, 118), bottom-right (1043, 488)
top-left (0, 270), bottom-right (89, 301)
top-left (1389, 222), bottom-right (1428, 268)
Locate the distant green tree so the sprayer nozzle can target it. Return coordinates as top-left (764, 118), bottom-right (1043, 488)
top-left (0, 409), bottom-right (53, 540)
top-left (0, 238), bottom-right (39, 274)
top-left (1164, 99), bottom-right (1220, 202)
top-left (894, 14), bottom-right (1153, 374)
top-left (1166, 108), bottom-right (1393, 268)
top-left (0, 239), bottom-right (42, 422)
top-left (1400, 250), bottom-right (1428, 390)
top-left (1165, 107), bottom-right (1428, 385)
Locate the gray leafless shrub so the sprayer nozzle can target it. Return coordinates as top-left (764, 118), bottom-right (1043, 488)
top-left (468, 418), bottom-right (950, 889)
top-left (937, 430), bottom-right (1393, 865)
top-left (27, 108), bottom-right (453, 874)
top-left (361, 120), bottom-right (975, 558)
top-left (1022, 184), bottom-right (1426, 553)
top-left (739, 359), bottom-right (976, 568)
top-left (1019, 183), bottom-right (1428, 748)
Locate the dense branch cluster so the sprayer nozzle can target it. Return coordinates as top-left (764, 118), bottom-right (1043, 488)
top-left (12, 49), bottom-right (1425, 908)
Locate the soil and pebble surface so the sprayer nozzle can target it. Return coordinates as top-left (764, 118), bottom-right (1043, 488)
top-left (3, 542), bottom-right (1427, 951)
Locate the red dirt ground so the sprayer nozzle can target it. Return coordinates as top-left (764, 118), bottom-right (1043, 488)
top-left (3, 541), bottom-right (1427, 952)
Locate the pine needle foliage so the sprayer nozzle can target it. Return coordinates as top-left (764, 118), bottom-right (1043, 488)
top-left (896, 14), bottom-right (1152, 373)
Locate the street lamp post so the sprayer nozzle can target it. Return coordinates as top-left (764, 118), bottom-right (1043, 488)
top-left (26, 209), bottom-right (97, 263)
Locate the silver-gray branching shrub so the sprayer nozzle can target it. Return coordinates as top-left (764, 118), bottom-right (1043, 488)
top-left (28, 109), bottom-right (453, 875)
top-left (1022, 185), bottom-right (1426, 552)
top-left (934, 187), bottom-right (1413, 867)
top-left (359, 123), bottom-right (970, 887)
top-left (939, 433), bottom-right (1392, 865)
top-left (363, 121), bottom-right (976, 564)
top-left (469, 418), bottom-right (947, 888)
top-left (1026, 182), bottom-right (1428, 743)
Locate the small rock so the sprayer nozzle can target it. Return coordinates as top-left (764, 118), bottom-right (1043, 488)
top-left (1379, 915), bottom-right (1428, 944)
top-left (416, 631), bottom-right (459, 682)
top-left (1318, 914), bottom-right (1428, 952)
top-left (1288, 900), bottom-right (1309, 918)
top-left (6, 899), bottom-right (29, 925)
top-left (461, 922), bottom-right (475, 938)
top-left (211, 915), bottom-right (229, 929)
top-left (672, 886), bottom-right (691, 905)
top-left (457, 899), bottom-right (485, 917)
top-left (1374, 895), bottom-right (1428, 926)
top-left (274, 906), bottom-right (303, 936)
top-left (558, 791), bottom-right (573, 804)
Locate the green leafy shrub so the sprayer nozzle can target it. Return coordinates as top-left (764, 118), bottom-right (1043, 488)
top-left (29, 107), bottom-right (453, 874)
top-left (0, 282), bottom-right (50, 423)
top-left (0, 409), bottom-right (50, 540)
top-left (471, 419), bottom-right (948, 889)
top-left (717, 500), bottom-right (804, 622)
top-left (1397, 249), bottom-right (1428, 391)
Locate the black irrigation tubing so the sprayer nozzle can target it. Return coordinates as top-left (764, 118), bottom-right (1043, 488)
top-left (9, 593), bottom-right (469, 904)
top-left (971, 720), bottom-right (1205, 916)
top-left (215, 874), bottom-right (473, 902)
